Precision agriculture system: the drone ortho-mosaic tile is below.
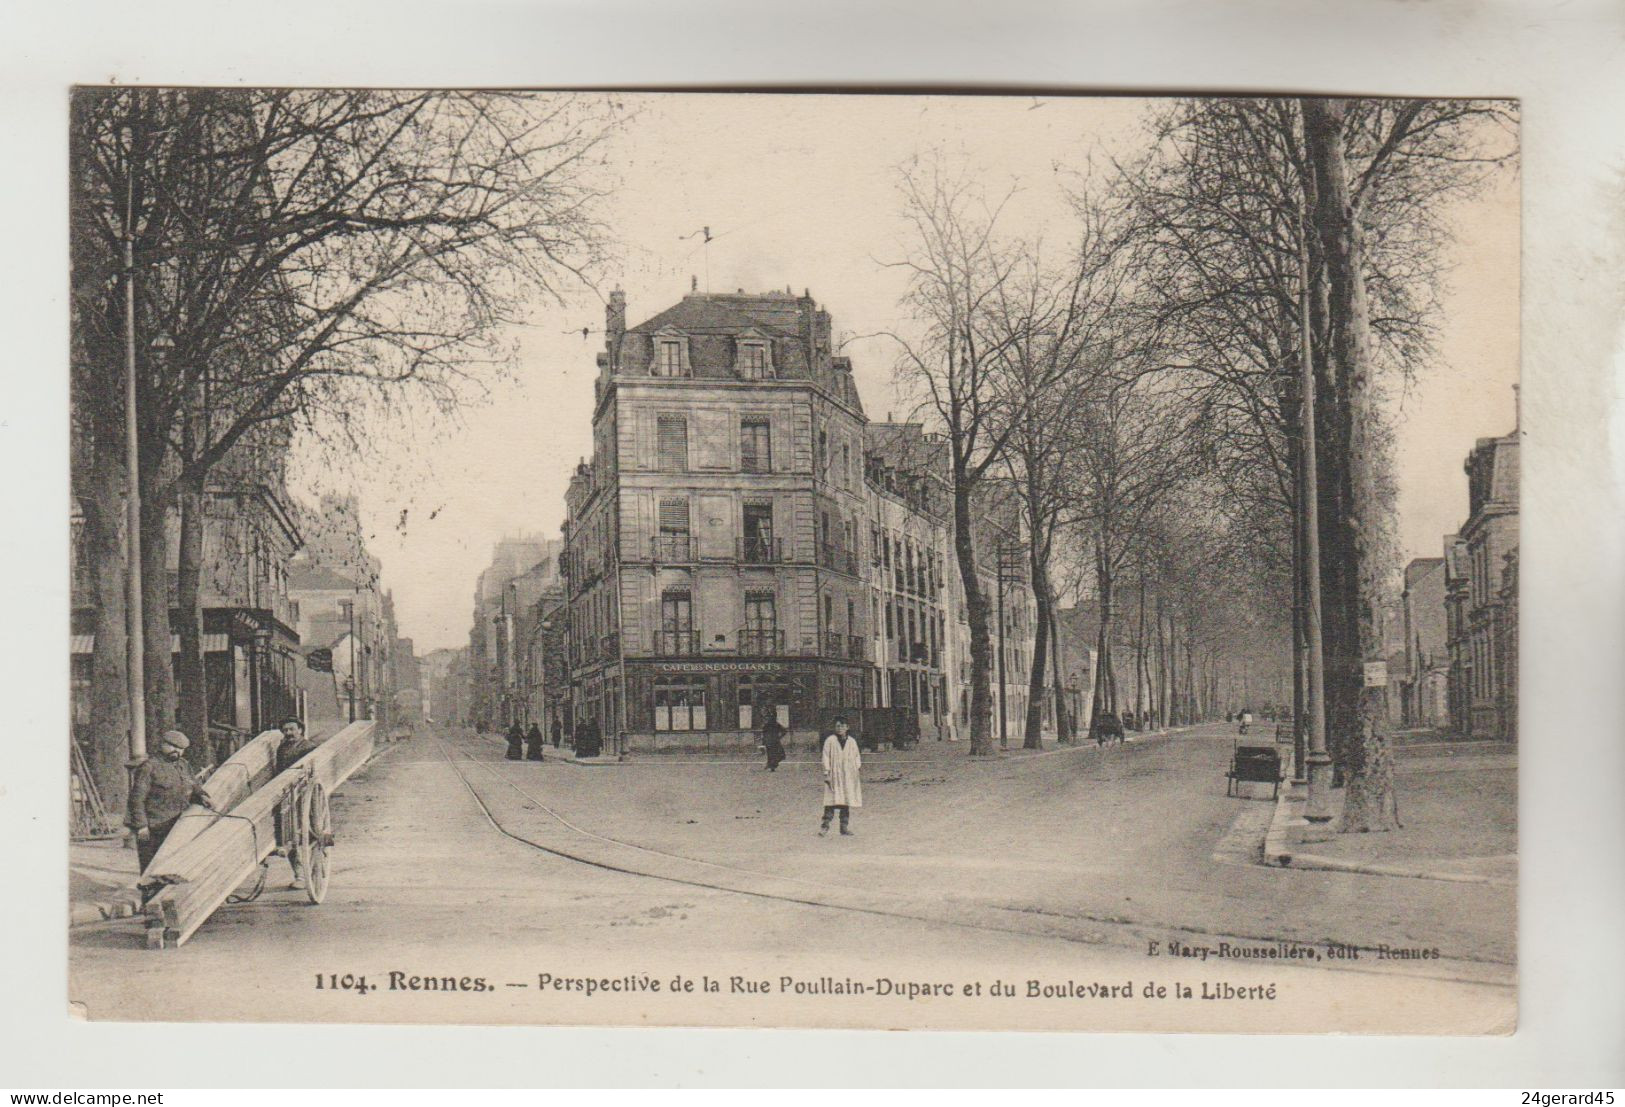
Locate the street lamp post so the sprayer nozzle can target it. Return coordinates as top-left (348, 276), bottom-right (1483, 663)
top-left (1298, 211), bottom-right (1333, 820)
top-left (996, 553), bottom-right (1008, 750)
top-left (121, 125), bottom-right (149, 767)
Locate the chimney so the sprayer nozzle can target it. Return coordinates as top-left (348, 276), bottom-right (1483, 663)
top-left (605, 289), bottom-right (626, 352)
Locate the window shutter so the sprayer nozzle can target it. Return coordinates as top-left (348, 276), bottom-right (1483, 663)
top-left (658, 497), bottom-right (690, 534)
top-left (657, 416), bottom-right (687, 470)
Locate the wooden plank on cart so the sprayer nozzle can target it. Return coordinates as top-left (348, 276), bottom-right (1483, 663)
top-left (141, 729), bottom-right (282, 884)
top-left (143, 720), bottom-right (377, 948)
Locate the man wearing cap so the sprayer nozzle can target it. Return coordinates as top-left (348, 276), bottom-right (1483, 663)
top-left (273, 717), bottom-right (322, 889)
top-left (128, 731), bottom-right (214, 873)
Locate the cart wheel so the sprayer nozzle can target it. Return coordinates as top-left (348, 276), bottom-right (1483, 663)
top-left (304, 783), bottom-right (331, 905)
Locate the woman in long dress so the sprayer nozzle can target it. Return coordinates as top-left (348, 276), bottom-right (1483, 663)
top-left (819, 717), bottom-right (862, 837)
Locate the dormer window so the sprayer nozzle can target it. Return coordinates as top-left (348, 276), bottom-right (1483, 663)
top-left (650, 329), bottom-right (691, 377)
top-left (734, 332), bottom-right (774, 380)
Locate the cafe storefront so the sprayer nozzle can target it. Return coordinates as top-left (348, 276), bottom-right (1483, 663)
top-left (622, 657), bottom-right (868, 752)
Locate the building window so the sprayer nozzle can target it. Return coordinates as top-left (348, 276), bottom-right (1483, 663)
top-left (737, 341), bottom-right (770, 380)
top-left (656, 415), bottom-right (688, 472)
top-left (741, 419), bottom-right (771, 473)
top-left (742, 591), bottom-right (778, 655)
top-left (659, 589), bottom-right (693, 655)
top-left (659, 497), bottom-right (690, 535)
top-left (742, 502), bottom-right (775, 562)
top-left (655, 339), bottom-right (686, 377)
top-left (656, 497), bottom-right (692, 561)
top-left (654, 676), bottom-right (706, 731)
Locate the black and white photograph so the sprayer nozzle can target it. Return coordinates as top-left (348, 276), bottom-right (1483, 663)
top-left (61, 87), bottom-right (1526, 1034)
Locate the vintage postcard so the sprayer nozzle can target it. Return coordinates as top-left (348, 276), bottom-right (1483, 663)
top-left (67, 90), bottom-right (1519, 1033)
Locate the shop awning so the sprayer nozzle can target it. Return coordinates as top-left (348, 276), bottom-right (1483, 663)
top-left (71, 633), bottom-right (232, 655)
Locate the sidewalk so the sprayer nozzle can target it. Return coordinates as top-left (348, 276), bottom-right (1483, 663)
top-left (473, 726), bottom-right (1152, 766)
top-left (1267, 740), bottom-right (1516, 885)
top-left (69, 837), bottom-right (143, 926)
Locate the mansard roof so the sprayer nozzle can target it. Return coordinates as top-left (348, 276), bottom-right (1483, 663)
top-left (631, 291), bottom-right (810, 337)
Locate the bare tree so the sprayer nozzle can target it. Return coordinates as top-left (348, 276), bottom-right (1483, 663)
top-left (1119, 96), bottom-right (1515, 822)
top-left (70, 89), bottom-right (621, 788)
top-left (1063, 373), bottom-right (1209, 736)
top-left (983, 202), bottom-right (1130, 747)
top-left (883, 156), bottom-right (1029, 757)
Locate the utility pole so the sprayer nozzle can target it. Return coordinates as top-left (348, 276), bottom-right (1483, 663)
top-left (345, 594), bottom-right (358, 723)
top-left (121, 117), bottom-right (147, 766)
top-left (1298, 207), bottom-right (1333, 822)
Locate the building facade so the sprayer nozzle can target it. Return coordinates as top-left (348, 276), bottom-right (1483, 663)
top-left (1445, 426), bottom-right (1519, 740)
top-left (70, 473), bottom-right (304, 762)
top-left (1400, 556), bottom-right (1449, 728)
top-left (466, 535), bottom-right (556, 731)
top-left (555, 289), bottom-right (1049, 752)
top-left (863, 423), bottom-right (955, 740)
top-left (563, 290), bottom-right (872, 751)
top-left (288, 562), bottom-right (394, 727)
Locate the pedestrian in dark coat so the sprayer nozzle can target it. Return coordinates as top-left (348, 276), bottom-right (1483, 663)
top-left (525, 723), bottom-right (546, 761)
top-left (505, 722), bottom-right (525, 761)
top-left (761, 716), bottom-right (787, 772)
top-left (577, 718), bottom-right (602, 758)
top-left (551, 717), bottom-right (563, 749)
top-left (129, 731), bottom-right (214, 873)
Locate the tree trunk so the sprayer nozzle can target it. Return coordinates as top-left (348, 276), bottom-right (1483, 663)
top-left (1024, 556), bottom-right (1050, 749)
top-left (83, 441), bottom-right (132, 819)
top-left (1304, 96), bottom-right (1398, 832)
top-left (1048, 586), bottom-right (1072, 743)
top-left (1166, 612), bottom-right (1179, 725)
top-left (1301, 121), bottom-right (1359, 783)
top-left (1091, 544), bottom-right (1116, 737)
top-left (138, 457), bottom-right (175, 744)
top-left (1135, 575), bottom-right (1149, 726)
top-left (952, 475), bottom-right (994, 755)
top-left (1154, 598), bottom-right (1166, 728)
top-left (175, 474), bottom-right (209, 769)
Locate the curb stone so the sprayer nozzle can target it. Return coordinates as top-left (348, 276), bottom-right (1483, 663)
top-left (1258, 774), bottom-right (1514, 887)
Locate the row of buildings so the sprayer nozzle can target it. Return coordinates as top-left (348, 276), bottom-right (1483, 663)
top-left (462, 289), bottom-right (1074, 751)
top-left (1397, 420), bottom-right (1519, 741)
top-left (70, 463), bottom-right (418, 770)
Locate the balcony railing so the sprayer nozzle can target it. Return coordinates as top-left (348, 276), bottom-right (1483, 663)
top-left (817, 543), bottom-right (859, 576)
top-left (738, 536), bottom-right (783, 564)
top-left (655, 629), bottom-right (701, 656)
top-left (651, 534), bottom-right (697, 562)
top-left (822, 631), bottom-right (868, 662)
top-left (737, 628), bottom-right (786, 655)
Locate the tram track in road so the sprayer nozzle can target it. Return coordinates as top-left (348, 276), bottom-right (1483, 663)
top-left (427, 735), bottom-right (1515, 990)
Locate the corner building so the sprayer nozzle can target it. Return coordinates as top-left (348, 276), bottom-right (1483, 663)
top-left (564, 291), bottom-right (872, 750)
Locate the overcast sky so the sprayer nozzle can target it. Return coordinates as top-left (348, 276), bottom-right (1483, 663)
top-left (289, 93), bottom-right (1519, 654)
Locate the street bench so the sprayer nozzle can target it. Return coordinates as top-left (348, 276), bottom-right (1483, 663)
top-left (1226, 743), bottom-right (1283, 799)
